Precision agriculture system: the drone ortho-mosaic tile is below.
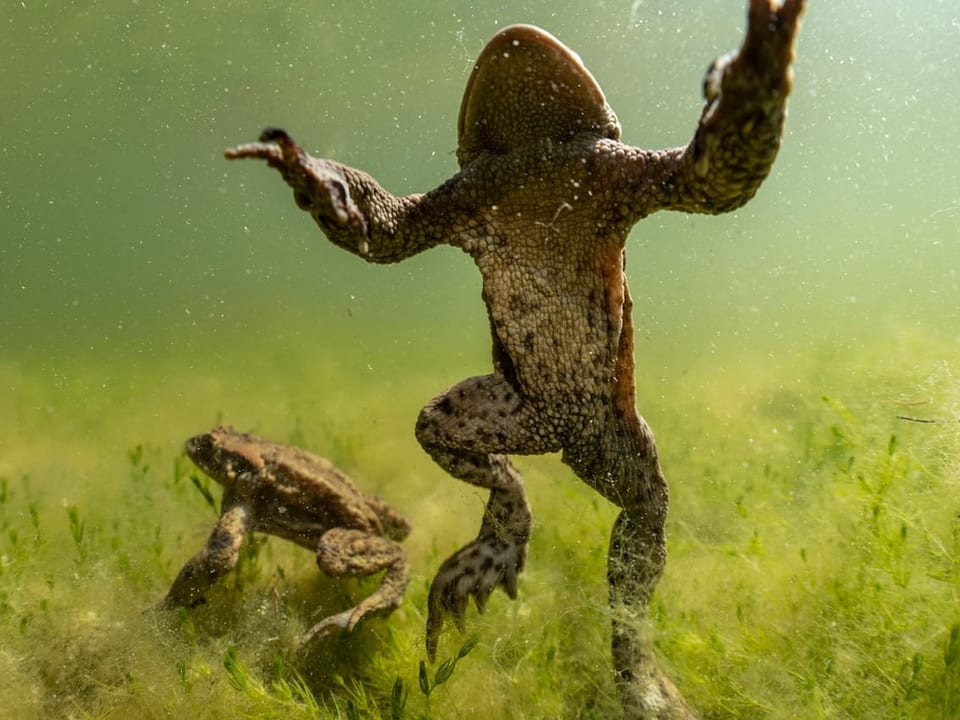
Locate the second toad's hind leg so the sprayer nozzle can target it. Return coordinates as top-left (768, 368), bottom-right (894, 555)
top-left (415, 373), bottom-right (562, 659)
top-left (299, 528), bottom-right (410, 649)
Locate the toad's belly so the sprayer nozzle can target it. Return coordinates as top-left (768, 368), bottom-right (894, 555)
top-left (491, 298), bottom-right (620, 409)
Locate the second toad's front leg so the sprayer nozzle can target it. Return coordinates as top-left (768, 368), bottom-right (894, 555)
top-left (162, 504), bottom-right (252, 608)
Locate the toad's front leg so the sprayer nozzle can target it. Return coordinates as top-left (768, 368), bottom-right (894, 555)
top-left (226, 129), bottom-right (369, 250)
top-left (226, 128), bottom-right (451, 263)
top-left (299, 528), bottom-right (410, 649)
top-left (162, 503), bottom-right (252, 608)
top-left (692, 0), bottom-right (805, 178)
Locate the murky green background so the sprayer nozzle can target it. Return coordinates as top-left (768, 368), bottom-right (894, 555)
top-left (2, 0), bottom-right (959, 716)
top-left (5, 0), bottom-right (956, 370)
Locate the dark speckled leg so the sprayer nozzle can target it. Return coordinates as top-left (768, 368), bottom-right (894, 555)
top-left (415, 373), bottom-right (562, 659)
top-left (565, 411), bottom-right (695, 720)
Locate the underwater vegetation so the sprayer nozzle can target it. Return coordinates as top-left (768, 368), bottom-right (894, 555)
top-left (1, 329), bottom-right (959, 719)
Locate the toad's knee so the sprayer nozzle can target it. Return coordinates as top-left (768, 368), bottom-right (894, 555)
top-left (414, 405), bottom-right (435, 450)
top-left (414, 395), bottom-right (453, 450)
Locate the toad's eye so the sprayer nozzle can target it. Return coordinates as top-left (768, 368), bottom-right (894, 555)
top-left (185, 433), bottom-right (213, 457)
top-left (223, 455), bottom-right (258, 481)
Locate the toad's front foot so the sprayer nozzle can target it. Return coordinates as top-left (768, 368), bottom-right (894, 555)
top-left (692, 0), bottom-right (804, 178)
top-left (740, 0), bottom-right (805, 86)
top-left (708, 0), bottom-right (805, 103)
top-left (225, 128), bottom-right (368, 246)
top-left (425, 489), bottom-right (531, 660)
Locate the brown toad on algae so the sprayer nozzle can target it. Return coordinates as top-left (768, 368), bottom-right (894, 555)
top-left (164, 426), bottom-right (411, 646)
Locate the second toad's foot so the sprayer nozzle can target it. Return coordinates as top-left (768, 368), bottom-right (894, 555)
top-left (425, 488), bottom-right (531, 660)
top-left (298, 609), bottom-right (354, 650)
top-left (225, 128), bottom-right (369, 248)
top-left (298, 570), bottom-right (409, 653)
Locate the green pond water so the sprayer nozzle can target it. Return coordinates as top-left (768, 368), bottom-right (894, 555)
top-left (2, 1), bottom-right (959, 718)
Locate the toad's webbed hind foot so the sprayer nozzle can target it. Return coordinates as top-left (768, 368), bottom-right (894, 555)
top-left (425, 535), bottom-right (527, 659)
top-left (425, 486), bottom-right (531, 660)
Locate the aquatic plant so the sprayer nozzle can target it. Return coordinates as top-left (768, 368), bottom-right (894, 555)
top-left (1, 333), bottom-right (958, 718)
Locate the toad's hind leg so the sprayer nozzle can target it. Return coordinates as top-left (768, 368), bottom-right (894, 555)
top-left (564, 410), bottom-right (696, 720)
top-left (299, 528), bottom-right (410, 649)
top-left (415, 373), bottom-right (561, 659)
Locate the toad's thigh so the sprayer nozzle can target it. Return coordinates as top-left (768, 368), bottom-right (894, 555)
top-left (415, 374), bottom-right (562, 455)
top-left (316, 528), bottom-right (407, 578)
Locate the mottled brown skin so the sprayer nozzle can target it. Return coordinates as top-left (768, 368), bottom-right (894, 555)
top-left (163, 425), bottom-right (411, 647)
top-left (225, 2), bottom-right (804, 716)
